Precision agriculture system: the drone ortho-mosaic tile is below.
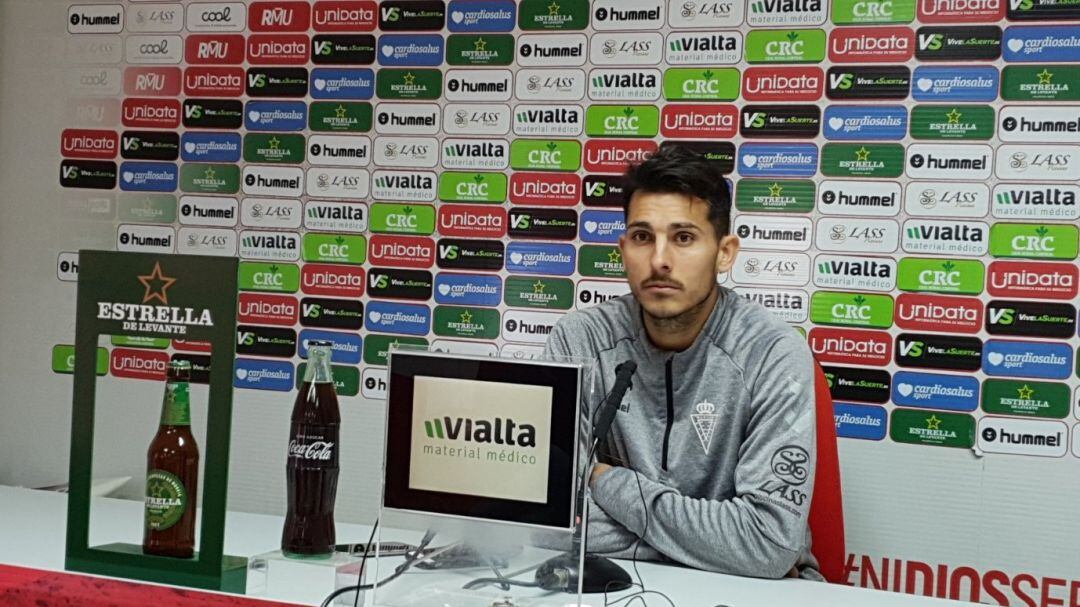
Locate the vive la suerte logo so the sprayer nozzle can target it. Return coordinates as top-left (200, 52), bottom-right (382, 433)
top-left (96, 261), bottom-right (213, 334)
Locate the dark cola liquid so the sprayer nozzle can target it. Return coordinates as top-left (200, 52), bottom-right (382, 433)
top-left (282, 381), bottom-right (340, 556)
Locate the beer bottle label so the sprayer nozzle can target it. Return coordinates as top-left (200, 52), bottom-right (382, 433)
top-left (160, 382), bottom-right (191, 426)
top-left (144, 469), bottom-right (188, 531)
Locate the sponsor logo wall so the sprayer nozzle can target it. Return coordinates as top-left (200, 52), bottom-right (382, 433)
top-left (58, 2), bottom-right (1080, 603)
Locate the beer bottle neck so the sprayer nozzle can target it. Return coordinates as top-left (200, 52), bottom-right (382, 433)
top-left (304, 346), bottom-right (334, 384)
top-left (160, 380), bottom-right (191, 426)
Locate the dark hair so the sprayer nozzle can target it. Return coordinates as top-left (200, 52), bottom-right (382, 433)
top-left (621, 145), bottom-right (732, 239)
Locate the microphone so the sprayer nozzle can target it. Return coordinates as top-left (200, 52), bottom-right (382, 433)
top-left (592, 361), bottom-right (637, 446)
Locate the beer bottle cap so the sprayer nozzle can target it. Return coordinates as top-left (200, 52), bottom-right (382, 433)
top-left (167, 359), bottom-right (192, 382)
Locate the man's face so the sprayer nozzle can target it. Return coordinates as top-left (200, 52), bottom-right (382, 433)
top-left (619, 191), bottom-right (724, 320)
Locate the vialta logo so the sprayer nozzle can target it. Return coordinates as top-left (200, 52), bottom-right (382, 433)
top-left (424, 416), bottom-right (536, 446)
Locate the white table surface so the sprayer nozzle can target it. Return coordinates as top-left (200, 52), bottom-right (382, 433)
top-left (0, 485), bottom-right (973, 607)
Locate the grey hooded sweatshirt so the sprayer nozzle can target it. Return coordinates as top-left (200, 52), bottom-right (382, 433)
top-left (544, 287), bottom-right (822, 580)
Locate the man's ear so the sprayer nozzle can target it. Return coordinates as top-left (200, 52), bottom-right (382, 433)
top-left (715, 234), bottom-right (740, 274)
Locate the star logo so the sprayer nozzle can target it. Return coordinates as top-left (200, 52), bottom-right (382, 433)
top-left (533, 280), bottom-right (546, 294)
top-left (1037, 69), bottom-right (1053, 85)
top-left (203, 166), bottom-right (216, 180)
top-left (607, 249), bottom-right (622, 264)
top-left (138, 262), bottom-right (176, 305)
top-left (473, 37), bottom-right (487, 52)
top-left (1017, 384), bottom-right (1035, 400)
top-left (926, 415), bottom-right (942, 430)
top-left (548, 1), bottom-right (561, 15)
top-left (403, 72), bottom-right (416, 86)
top-left (334, 104), bottom-right (348, 119)
top-left (460, 310), bottom-right (473, 324)
top-left (855, 146), bottom-right (870, 162)
top-left (768, 182), bottom-right (783, 197)
top-left (946, 109), bottom-right (962, 124)
top-left (268, 137), bottom-right (281, 150)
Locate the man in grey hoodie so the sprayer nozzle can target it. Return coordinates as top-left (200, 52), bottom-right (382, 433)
top-left (544, 145), bottom-right (822, 580)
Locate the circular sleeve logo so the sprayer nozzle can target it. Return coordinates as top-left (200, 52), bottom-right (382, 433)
top-left (144, 469), bottom-right (189, 531)
top-left (770, 445), bottom-right (810, 486)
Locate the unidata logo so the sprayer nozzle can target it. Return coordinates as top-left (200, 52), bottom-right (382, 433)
top-left (300, 263), bottom-right (364, 298)
top-left (234, 358), bottom-right (294, 392)
top-left (738, 143), bottom-right (819, 177)
top-left (809, 327), bottom-right (892, 366)
top-left (892, 371), bottom-right (979, 412)
top-left (1003, 26), bottom-right (1080, 62)
top-left (313, 1), bottom-right (378, 31)
top-left (918, 0), bottom-right (1003, 22)
top-left (829, 27), bottom-right (914, 63)
top-left (247, 34), bottom-right (309, 65)
top-left (988, 261), bottom-right (1077, 300)
top-left (309, 68), bottom-right (374, 99)
top-left (447, 0), bottom-right (515, 32)
top-left (912, 66), bottom-right (999, 101)
top-left (834, 403), bottom-right (887, 440)
top-left (742, 67), bottom-right (823, 101)
top-left (62, 129), bottom-right (118, 160)
top-left (822, 105), bottom-right (906, 140)
top-left (983, 340), bottom-right (1072, 379)
top-left (378, 34), bottom-right (445, 66)
top-left (244, 101), bottom-right (307, 132)
top-left (370, 234), bottom-right (436, 268)
top-left (185, 67), bottom-right (245, 97)
top-left (583, 140), bottom-right (657, 173)
top-left (510, 173), bottom-right (580, 206)
top-left (239, 292), bottom-right (298, 326)
top-left (434, 273), bottom-right (502, 306)
top-left (119, 161), bottom-right (178, 192)
top-left (505, 242), bottom-right (576, 276)
top-left (438, 205), bottom-right (506, 238)
top-left (124, 98), bottom-right (181, 129)
top-left (895, 293), bottom-right (982, 333)
top-left (365, 301), bottom-right (431, 337)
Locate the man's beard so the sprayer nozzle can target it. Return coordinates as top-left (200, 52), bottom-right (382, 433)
top-left (642, 285), bottom-right (718, 332)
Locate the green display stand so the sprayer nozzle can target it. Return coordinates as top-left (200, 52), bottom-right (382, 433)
top-left (65, 250), bottom-right (245, 592)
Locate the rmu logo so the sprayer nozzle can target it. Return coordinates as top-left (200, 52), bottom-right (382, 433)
top-left (424, 416), bottom-right (536, 446)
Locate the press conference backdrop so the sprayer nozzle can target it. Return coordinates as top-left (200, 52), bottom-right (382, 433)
top-left (0, 0), bottom-right (1077, 604)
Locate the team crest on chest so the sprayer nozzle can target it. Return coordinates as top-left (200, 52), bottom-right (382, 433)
top-left (691, 400), bottom-right (719, 454)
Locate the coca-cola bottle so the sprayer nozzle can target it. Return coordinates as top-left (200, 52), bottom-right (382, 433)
top-left (282, 341), bottom-right (340, 557)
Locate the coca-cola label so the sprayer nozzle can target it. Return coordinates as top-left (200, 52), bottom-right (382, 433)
top-left (288, 432), bottom-right (338, 465)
